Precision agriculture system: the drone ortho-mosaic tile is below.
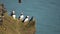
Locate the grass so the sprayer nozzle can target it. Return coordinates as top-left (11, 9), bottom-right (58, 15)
top-left (0, 12), bottom-right (36, 34)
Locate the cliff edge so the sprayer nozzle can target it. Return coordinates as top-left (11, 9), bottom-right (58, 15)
top-left (0, 12), bottom-right (36, 34)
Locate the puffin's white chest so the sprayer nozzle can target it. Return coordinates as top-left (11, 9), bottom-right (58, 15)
top-left (24, 18), bottom-right (29, 22)
top-left (12, 15), bottom-right (16, 19)
top-left (20, 15), bottom-right (24, 20)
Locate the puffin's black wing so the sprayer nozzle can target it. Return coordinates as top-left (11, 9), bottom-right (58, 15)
top-left (10, 12), bottom-right (13, 16)
top-left (19, 0), bottom-right (21, 3)
top-left (30, 16), bottom-right (33, 21)
top-left (22, 16), bottom-right (27, 22)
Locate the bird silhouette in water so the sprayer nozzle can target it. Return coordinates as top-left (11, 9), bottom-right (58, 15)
top-left (18, 0), bottom-right (21, 3)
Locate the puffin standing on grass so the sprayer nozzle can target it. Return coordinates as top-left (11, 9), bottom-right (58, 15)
top-left (18, 12), bottom-right (24, 21)
top-left (11, 10), bottom-right (16, 19)
top-left (29, 16), bottom-right (33, 22)
top-left (29, 16), bottom-right (35, 22)
top-left (22, 16), bottom-right (29, 23)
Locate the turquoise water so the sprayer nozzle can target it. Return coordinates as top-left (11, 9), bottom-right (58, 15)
top-left (0, 0), bottom-right (60, 34)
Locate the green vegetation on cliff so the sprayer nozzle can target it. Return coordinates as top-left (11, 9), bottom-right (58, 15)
top-left (0, 12), bottom-right (36, 34)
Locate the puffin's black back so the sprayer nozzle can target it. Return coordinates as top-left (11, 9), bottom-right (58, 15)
top-left (29, 16), bottom-right (33, 22)
top-left (22, 16), bottom-right (27, 22)
top-left (10, 12), bottom-right (13, 16)
top-left (18, 16), bottom-right (20, 20)
top-left (10, 11), bottom-right (15, 16)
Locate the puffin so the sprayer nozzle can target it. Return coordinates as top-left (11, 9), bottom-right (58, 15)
top-left (22, 16), bottom-right (29, 22)
top-left (29, 16), bottom-right (35, 22)
top-left (29, 16), bottom-right (33, 22)
top-left (18, 12), bottom-right (24, 20)
top-left (11, 10), bottom-right (16, 19)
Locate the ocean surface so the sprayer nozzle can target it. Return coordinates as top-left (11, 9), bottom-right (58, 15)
top-left (0, 0), bottom-right (60, 34)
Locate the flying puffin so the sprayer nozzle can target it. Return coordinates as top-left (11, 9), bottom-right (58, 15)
top-left (18, 12), bottom-right (24, 20)
top-left (11, 10), bottom-right (16, 19)
top-left (22, 16), bottom-right (29, 22)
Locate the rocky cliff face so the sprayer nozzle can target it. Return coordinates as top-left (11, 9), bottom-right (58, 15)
top-left (0, 4), bottom-right (36, 34)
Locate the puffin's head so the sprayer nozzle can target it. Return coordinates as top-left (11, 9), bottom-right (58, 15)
top-left (13, 10), bottom-right (15, 14)
top-left (27, 16), bottom-right (29, 18)
top-left (21, 12), bottom-right (23, 15)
